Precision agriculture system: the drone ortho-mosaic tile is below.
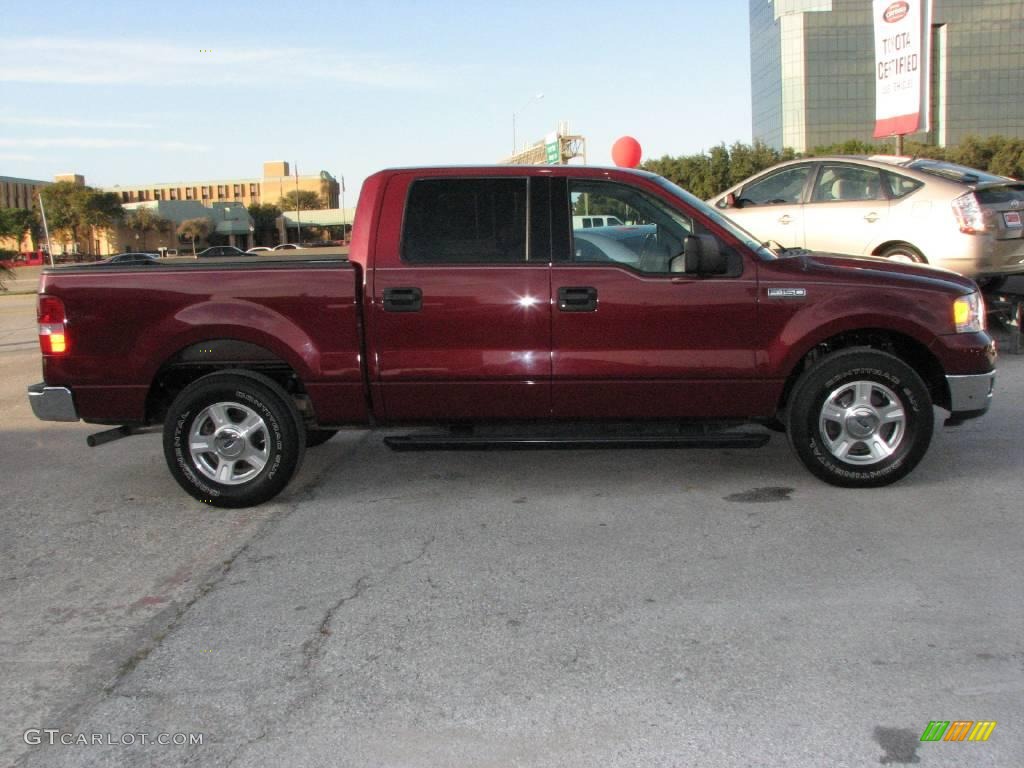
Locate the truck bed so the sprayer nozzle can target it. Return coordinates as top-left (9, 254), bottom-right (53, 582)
top-left (38, 255), bottom-right (367, 425)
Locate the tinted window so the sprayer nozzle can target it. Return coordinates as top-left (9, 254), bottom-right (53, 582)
top-left (811, 164), bottom-right (885, 202)
top-left (904, 159), bottom-right (1009, 185)
top-left (739, 166), bottom-right (811, 206)
top-left (402, 178), bottom-right (527, 263)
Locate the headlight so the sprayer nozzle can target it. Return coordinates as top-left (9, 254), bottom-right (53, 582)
top-left (953, 291), bottom-right (985, 333)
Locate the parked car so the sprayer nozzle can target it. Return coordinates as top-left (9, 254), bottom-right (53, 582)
top-left (708, 156), bottom-right (1024, 277)
top-left (196, 245), bottom-right (251, 258)
top-left (103, 253), bottom-right (159, 265)
top-left (247, 247), bottom-right (272, 253)
top-left (28, 165), bottom-right (995, 506)
top-left (272, 243), bottom-right (299, 250)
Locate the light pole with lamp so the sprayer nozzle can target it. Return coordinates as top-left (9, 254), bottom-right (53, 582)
top-left (512, 92), bottom-right (544, 155)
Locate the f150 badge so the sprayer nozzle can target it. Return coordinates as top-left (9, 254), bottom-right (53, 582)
top-left (767, 287), bottom-right (807, 298)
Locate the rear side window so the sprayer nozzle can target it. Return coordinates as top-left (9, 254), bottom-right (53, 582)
top-left (402, 178), bottom-right (527, 263)
top-left (811, 164), bottom-right (885, 202)
top-left (883, 172), bottom-right (924, 199)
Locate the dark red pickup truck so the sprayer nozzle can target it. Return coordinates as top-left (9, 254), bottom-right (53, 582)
top-left (29, 166), bottom-right (996, 506)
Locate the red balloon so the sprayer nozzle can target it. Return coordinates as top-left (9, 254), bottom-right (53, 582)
top-left (611, 136), bottom-right (642, 168)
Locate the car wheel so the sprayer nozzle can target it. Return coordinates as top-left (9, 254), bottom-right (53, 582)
top-left (786, 349), bottom-right (933, 488)
top-left (305, 429), bottom-right (338, 448)
top-left (879, 243), bottom-right (926, 264)
top-left (163, 371), bottom-right (306, 507)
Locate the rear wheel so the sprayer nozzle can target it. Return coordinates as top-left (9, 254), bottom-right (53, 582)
top-left (787, 349), bottom-right (933, 487)
top-left (879, 243), bottom-right (926, 264)
top-left (163, 371), bottom-right (306, 507)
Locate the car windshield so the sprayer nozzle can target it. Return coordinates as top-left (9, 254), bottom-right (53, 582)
top-left (651, 176), bottom-right (778, 259)
top-left (902, 159), bottom-right (1011, 185)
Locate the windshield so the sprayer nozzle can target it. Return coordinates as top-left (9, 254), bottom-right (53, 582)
top-left (902, 159), bottom-right (1011, 185)
top-left (651, 175), bottom-right (778, 259)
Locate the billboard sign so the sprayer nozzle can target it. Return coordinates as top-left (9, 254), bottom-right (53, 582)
top-left (872, 0), bottom-right (932, 137)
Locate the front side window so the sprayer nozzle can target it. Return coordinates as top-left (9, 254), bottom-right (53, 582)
top-left (402, 178), bottom-right (527, 264)
top-left (568, 180), bottom-right (695, 273)
top-left (738, 166), bottom-right (811, 206)
top-left (811, 164), bottom-right (885, 203)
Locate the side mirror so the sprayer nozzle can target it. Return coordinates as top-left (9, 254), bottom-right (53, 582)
top-left (682, 235), bottom-right (728, 276)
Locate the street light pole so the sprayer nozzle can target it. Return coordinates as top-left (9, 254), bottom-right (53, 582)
top-left (512, 92), bottom-right (544, 154)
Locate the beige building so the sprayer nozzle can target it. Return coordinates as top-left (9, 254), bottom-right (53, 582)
top-left (103, 161), bottom-right (340, 209)
top-left (0, 174), bottom-right (50, 211)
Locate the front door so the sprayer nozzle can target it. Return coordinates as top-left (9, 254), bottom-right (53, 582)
top-left (727, 163), bottom-right (813, 249)
top-left (550, 178), bottom-right (765, 420)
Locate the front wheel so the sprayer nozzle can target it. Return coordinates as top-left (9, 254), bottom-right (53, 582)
top-left (786, 349), bottom-right (933, 487)
top-left (163, 371), bottom-right (306, 507)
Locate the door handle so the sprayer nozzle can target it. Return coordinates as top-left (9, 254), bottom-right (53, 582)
top-left (864, 213), bottom-right (880, 223)
top-left (382, 287), bottom-right (422, 312)
top-left (558, 286), bottom-right (598, 312)
top-left (778, 215), bottom-right (792, 225)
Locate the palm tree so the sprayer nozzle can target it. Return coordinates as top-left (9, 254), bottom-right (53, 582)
top-left (126, 207), bottom-right (171, 251)
top-left (177, 218), bottom-right (212, 257)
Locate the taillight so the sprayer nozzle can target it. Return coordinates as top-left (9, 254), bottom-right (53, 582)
top-left (38, 295), bottom-right (68, 355)
top-left (951, 192), bottom-right (986, 234)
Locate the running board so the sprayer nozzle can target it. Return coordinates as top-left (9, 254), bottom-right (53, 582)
top-left (383, 433), bottom-right (770, 451)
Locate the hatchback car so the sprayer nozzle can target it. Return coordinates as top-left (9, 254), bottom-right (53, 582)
top-left (104, 252), bottom-right (159, 265)
top-left (709, 156), bottom-right (1024, 277)
top-left (196, 245), bottom-right (251, 258)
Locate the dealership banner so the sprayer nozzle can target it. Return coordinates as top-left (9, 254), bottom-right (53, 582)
top-left (873, 0), bottom-right (932, 137)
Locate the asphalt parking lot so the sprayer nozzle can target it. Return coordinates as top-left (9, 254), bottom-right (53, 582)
top-left (1, 291), bottom-right (1022, 767)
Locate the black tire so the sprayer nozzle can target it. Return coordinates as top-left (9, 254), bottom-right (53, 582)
top-left (879, 243), bottom-right (926, 264)
top-left (305, 429), bottom-right (338, 448)
top-left (786, 349), bottom-right (933, 488)
top-left (163, 371), bottom-right (306, 507)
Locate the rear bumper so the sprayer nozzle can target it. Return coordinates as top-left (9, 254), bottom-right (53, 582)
top-left (945, 371), bottom-right (995, 421)
top-left (27, 383), bottom-right (80, 422)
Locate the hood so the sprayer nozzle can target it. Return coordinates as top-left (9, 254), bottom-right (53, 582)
top-left (774, 251), bottom-right (978, 294)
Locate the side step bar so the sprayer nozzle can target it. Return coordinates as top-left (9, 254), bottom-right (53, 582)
top-left (384, 433), bottom-right (770, 451)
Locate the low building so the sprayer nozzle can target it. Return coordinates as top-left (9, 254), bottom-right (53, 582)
top-left (118, 201), bottom-right (256, 253)
top-left (104, 161), bottom-right (340, 210)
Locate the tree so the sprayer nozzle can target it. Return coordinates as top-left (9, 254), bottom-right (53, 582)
top-left (39, 182), bottom-right (124, 256)
top-left (278, 190), bottom-right (324, 211)
top-left (0, 208), bottom-right (36, 252)
top-left (0, 209), bottom-right (26, 289)
top-left (126, 207), bottom-right (173, 251)
top-left (177, 218), bottom-right (212, 257)
top-left (247, 202), bottom-right (282, 246)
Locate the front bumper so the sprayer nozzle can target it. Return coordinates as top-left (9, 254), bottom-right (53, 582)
top-left (27, 383), bottom-right (80, 422)
top-left (945, 371), bottom-right (995, 421)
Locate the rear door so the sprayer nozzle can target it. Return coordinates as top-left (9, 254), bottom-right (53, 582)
top-left (550, 177), bottom-right (766, 420)
top-left (801, 162), bottom-right (890, 255)
top-left (368, 174), bottom-right (552, 421)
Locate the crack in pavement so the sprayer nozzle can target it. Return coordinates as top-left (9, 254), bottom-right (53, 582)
top-left (300, 533), bottom-right (436, 673)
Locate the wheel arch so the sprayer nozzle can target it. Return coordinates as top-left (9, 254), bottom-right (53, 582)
top-left (145, 339), bottom-right (313, 426)
top-left (778, 328), bottom-right (950, 414)
top-left (871, 240), bottom-right (927, 262)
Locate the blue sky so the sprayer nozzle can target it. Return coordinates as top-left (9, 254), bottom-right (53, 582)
top-left (0, 0), bottom-right (753, 200)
